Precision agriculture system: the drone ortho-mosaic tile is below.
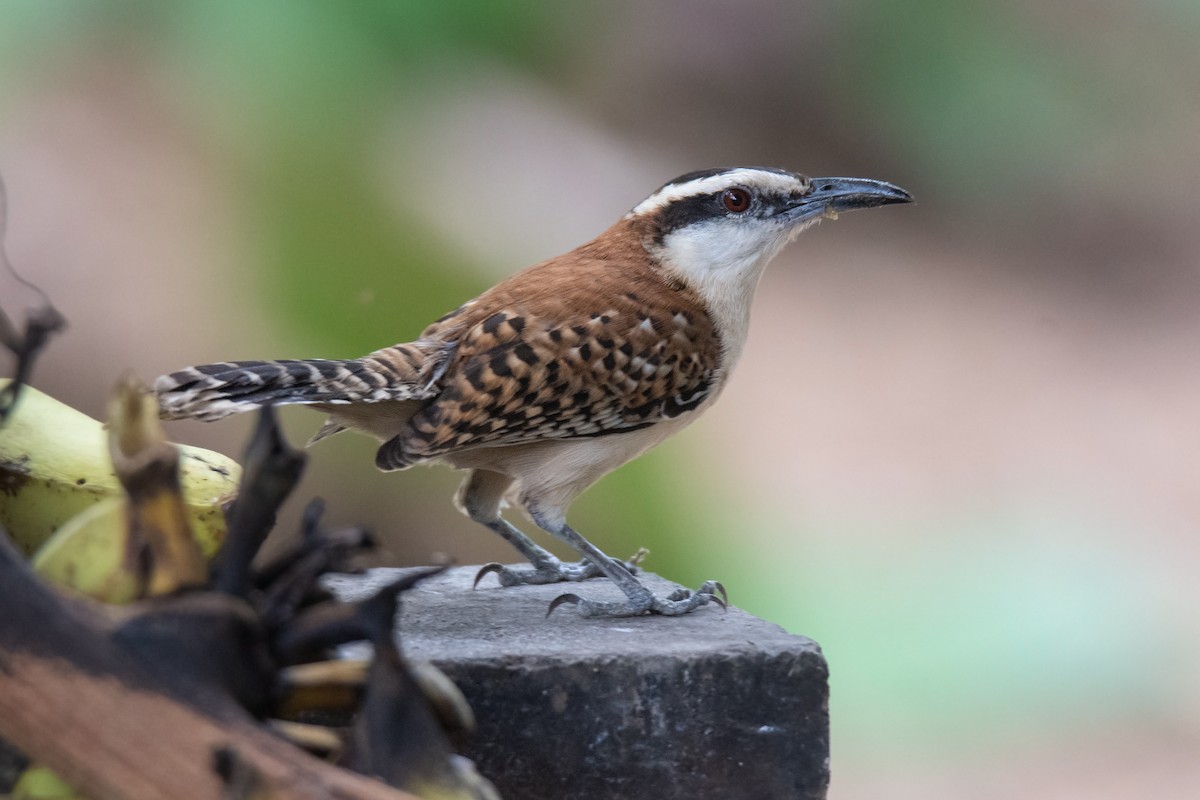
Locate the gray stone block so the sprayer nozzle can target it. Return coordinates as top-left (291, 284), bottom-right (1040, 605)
top-left (327, 567), bottom-right (828, 800)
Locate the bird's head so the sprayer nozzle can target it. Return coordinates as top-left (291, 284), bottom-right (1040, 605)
top-left (619, 166), bottom-right (911, 365)
top-left (628, 166), bottom-right (911, 291)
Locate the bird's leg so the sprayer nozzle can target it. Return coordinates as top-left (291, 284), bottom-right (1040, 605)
top-left (459, 469), bottom-right (638, 588)
top-left (472, 518), bottom-right (625, 587)
top-left (529, 510), bottom-right (725, 619)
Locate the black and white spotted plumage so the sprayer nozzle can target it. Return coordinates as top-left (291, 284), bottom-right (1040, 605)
top-left (155, 341), bottom-right (454, 422)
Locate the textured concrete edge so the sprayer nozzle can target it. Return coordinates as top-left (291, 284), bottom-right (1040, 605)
top-left (328, 567), bottom-right (831, 799)
top-left (439, 639), bottom-right (830, 799)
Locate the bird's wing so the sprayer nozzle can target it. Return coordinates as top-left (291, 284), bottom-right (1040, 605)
top-left (391, 297), bottom-right (721, 465)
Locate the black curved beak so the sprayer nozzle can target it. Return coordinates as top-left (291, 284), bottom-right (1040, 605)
top-left (781, 177), bottom-right (912, 223)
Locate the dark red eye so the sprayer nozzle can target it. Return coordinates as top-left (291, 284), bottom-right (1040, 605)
top-left (722, 187), bottom-right (751, 213)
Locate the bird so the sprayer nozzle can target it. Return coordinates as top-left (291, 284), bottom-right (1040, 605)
top-left (156, 166), bottom-right (911, 618)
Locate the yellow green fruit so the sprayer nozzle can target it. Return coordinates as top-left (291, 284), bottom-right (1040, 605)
top-left (0, 381), bottom-right (239, 557)
top-left (30, 496), bottom-right (145, 604)
top-left (10, 764), bottom-right (82, 800)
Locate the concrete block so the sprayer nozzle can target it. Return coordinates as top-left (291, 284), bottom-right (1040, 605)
top-left (328, 567), bottom-right (829, 800)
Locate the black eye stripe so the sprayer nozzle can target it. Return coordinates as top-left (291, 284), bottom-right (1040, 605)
top-left (653, 191), bottom-right (725, 243)
top-left (653, 188), bottom-right (791, 244)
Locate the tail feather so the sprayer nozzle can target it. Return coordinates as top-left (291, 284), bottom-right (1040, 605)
top-left (156, 342), bottom-right (452, 422)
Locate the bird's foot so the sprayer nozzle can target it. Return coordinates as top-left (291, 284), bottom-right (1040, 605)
top-left (547, 580), bottom-right (727, 619)
top-left (473, 548), bottom-right (647, 589)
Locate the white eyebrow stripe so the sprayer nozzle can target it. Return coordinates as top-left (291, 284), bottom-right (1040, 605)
top-left (627, 169), bottom-right (804, 216)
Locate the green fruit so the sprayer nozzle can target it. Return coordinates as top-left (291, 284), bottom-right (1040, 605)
top-left (10, 764), bottom-right (81, 800)
top-left (30, 497), bottom-right (144, 604)
top-left (0, 381), bottom-right (239, 556)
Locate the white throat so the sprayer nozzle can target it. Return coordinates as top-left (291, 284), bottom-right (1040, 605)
top-left (655, 218), bottom-right (816, 374)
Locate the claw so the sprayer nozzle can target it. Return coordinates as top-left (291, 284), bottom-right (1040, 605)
top-left (472, 563), bottom-right (504, 589)
top-left (546, 593), bottom-right (582, 617)
top-left (471, 559), bottom-right (616, 587)
top-left (711, 581), bottom-right (728, 604)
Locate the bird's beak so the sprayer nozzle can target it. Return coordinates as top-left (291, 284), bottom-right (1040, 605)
top-left (781, 177), bottom-right (912, 223)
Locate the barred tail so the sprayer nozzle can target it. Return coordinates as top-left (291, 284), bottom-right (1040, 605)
top-left (155, 342), bottom-right (453, 422)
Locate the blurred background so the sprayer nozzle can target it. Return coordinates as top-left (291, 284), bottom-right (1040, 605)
top-left (1, 1), bottom-right (1198, 797)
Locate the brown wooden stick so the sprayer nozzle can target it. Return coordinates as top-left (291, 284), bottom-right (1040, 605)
top-left (0, 533), bottom-right (419, 800)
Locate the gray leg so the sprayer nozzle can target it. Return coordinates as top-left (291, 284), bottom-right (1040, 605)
top-left (457, 470), bottom-right (639, 587)
top-left (474, 517), bottom-right (620, 586)
top-left (530, 509), bottom-right (726, 619)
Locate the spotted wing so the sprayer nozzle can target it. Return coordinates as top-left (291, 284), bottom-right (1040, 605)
top-left (389, 301), bottom-right (720, 467)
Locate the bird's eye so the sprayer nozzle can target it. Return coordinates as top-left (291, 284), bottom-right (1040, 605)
top-left (721, 188), bottom-right (751, 213)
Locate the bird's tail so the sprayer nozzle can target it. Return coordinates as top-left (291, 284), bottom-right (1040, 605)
top-left (155, 342), bottom-right (452, 422)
